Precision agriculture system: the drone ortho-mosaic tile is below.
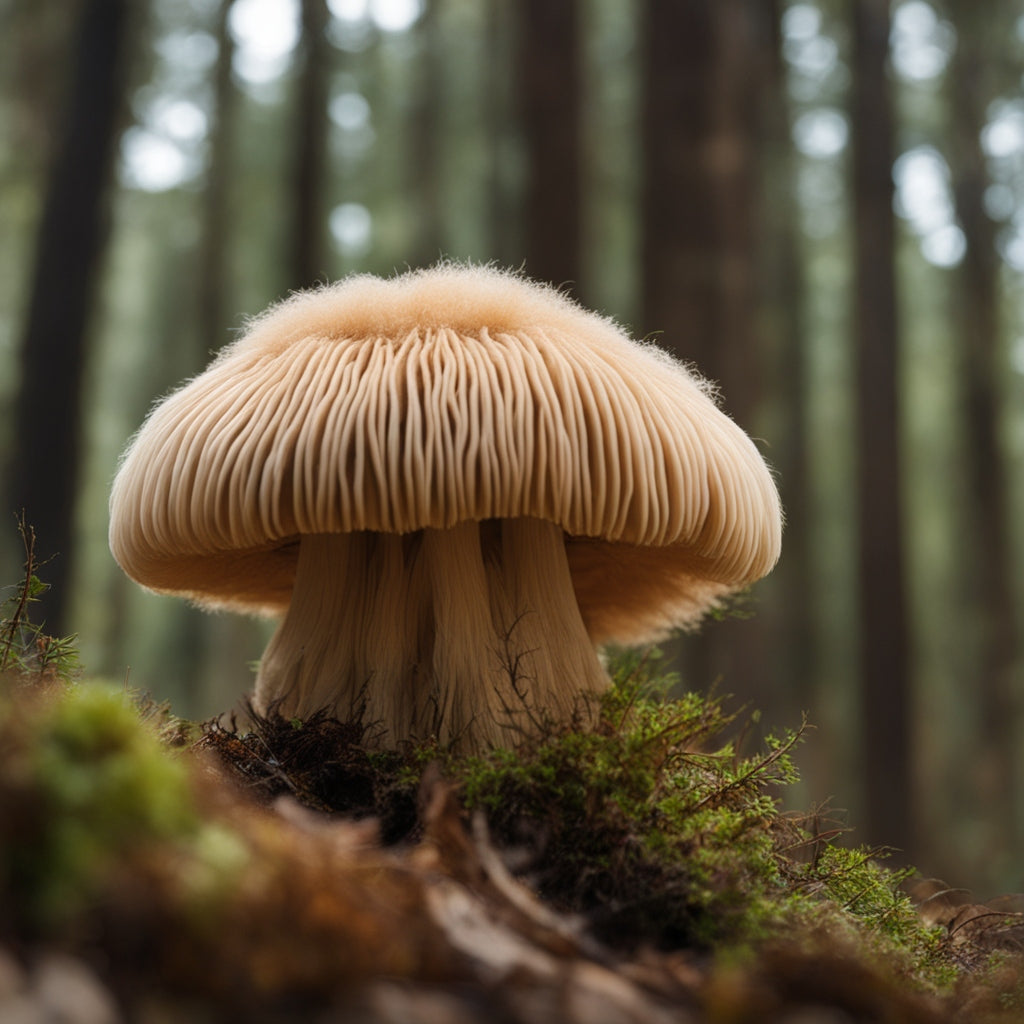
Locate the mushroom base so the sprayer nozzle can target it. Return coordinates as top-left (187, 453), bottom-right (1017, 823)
top-left (253, 518), bottom-right (610, 751)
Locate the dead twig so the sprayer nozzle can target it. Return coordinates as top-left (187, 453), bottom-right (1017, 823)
top-left (1, 513), bottom-right (40, 672)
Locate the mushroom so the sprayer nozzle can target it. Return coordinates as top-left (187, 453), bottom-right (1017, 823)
top-left (109, 264), bottom-right (781, 750)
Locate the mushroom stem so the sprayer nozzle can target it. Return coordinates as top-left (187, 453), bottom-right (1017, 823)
top-left (253, 519), bottom-right (610, 750)
top-left (494, 517), bottom-right (612, 727)
top-left (253, 531), bottom-right (419, 725)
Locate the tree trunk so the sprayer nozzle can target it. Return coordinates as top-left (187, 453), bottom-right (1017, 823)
top-left (639, 0), bottom-right (767, 712)
top-left (850, 0), bottom-right (915, 858)
top-left (483, 0), bottom-right (518, 265)
top-left (760, 0), bottom-right (815, 725)
top-left (944, 2), bottom-right (1019, 863)
top-left (290, 0), bottom-right (332, 290)
top-left (7, 0), bottom-right (131, 633)
top-left (640, 0), bottom-right (761, 430)
top-left (197, 0), bottom-right (240, 364)
top-left (515, 0), bottom-right (582, 290)
top-left (410, 0), bottom-right (443, 267)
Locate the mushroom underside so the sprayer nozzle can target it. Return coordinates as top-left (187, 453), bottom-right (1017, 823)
top-left (253, 517), bottom-right (610, 750)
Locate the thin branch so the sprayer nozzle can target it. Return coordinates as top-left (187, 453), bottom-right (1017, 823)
top-left (0, 513), bottom-right (40, 672)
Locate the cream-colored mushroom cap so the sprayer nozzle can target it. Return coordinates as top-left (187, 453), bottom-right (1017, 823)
top-left (109, 263), bottom-right (781, 644)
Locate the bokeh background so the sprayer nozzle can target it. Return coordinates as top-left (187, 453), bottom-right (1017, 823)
top-left (3, 0), bottom-right (1024, 897)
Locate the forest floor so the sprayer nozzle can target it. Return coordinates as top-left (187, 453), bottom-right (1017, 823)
top-left (2, 565), bottom-right (1024, 1022)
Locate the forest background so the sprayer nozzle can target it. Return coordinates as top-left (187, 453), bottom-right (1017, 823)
top-left (2, 0), bottom-right (1024, 900)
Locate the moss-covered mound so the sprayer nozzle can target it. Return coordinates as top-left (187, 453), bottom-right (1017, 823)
top-left (0, 673), bottom-right (1021, 1021)
top-left (200, 653), bottom-right (939, 961)
top-left (2, 552), bottom-right (1023, 1022)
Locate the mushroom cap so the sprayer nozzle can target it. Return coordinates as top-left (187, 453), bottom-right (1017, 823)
top-left (109, 263), bottom-right (782, 645)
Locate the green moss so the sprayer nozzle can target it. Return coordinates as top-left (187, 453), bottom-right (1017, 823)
top-left (0, 682), bottom-right (203, 929)
top-left (443, 653), bottom-right (803, 949)
top-left (418, 651), bottom-right (954, 993)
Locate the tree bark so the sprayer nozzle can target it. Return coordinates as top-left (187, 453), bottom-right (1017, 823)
top-left (850, 0), bottom-right (915, 858)
top-left (515, 0), bottom-right (582, 290)
top-left (7, 0), bottom-right (131, 633)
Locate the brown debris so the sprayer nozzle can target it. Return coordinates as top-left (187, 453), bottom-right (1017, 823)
top-left (196, 704), bottom-right (420, 843)
top-left (910, 876), bottom-right (1024, 950)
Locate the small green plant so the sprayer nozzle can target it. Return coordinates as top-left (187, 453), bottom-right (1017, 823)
top-left (0, 515), bottom-right (79, 683)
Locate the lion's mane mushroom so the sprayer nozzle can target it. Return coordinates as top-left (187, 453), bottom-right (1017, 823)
top-left (109, 264), bottom-right (782, 750)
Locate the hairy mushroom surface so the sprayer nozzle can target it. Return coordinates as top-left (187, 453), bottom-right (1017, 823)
top-left (109, 264), bottom-right (782, 750)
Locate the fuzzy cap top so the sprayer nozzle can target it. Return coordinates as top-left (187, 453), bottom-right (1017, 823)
top-left (108, 263), bottom-right (782, 644)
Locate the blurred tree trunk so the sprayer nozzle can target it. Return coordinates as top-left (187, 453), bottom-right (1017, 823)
top-left (410, 0), bottom-right (442, 266)
top-left (944, 3), bottom-right (1019, 860)
top-left (0, 3), bottom-right (75, 575)
top-left (484, 0), bottom-right (518, 265)
top-left (290, 0), bottom-right (332, 290)
top-left (7, 0), bottom-right (131, 633)
top-left (515, 0), bottom-right (582, 289)
top-left (639, 0), bottom-right (768, 712)
top-left (197, 0), bottom-right (240, 366)
top-left (640, 0), bottom-right (761, 429)
top-left (3, 3), bottom-right (79, 167)
top-left (850, 0), bottom-right (914, 858)
top-left (760, 0), bottom-right (815, 724)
